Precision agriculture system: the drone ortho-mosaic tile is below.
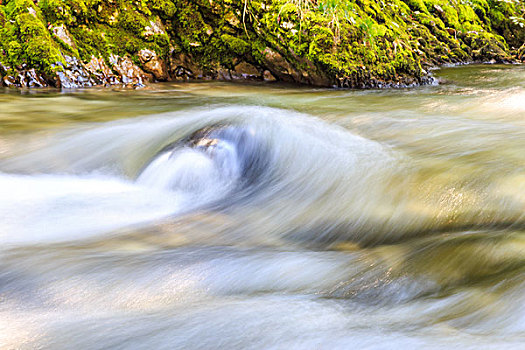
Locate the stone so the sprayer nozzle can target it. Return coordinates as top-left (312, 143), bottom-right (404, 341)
top-left (280, 21), bottom-right (295, 30)
top-left (27, 7), bottom-right (37, 17)
top-left (476, 41), bottom-right (510, 62)
top-left (53, 55), bottom-right (96, 88)
top-left (143, 17), bottom-right (166, 39)
top-left (224, 12), bottom-right (240, 27)
top-left (217, 68), bottom-right (231, 81)
top-left (138, 49), bottom-right (169, 81)
top-left (0, 62), bottom-right (9, 74)
top-left (62, 55), bottom-right (95, 88)
top-left (51, 25), bottom-right (77, 50)
top-left (261, 48), bottom-right (295, 81)
top-left (170, 52), bottom-right (203, 79)
top-left (231, 62), bottom-right (260, 80)
top-left (84, 56), bottom-right (118, 85)
top-left (25, 69), bottom-right (47, 88)
top-left (172, 67), bottom-right (193, 80)
top-left (109, 54), bottom-right (152, 86)
top-left (261, 47), bottom-right (332, 86)
top-left (3, 75), bottom-right (17, 87)
top-left (18, 72), bottom-right (27, 87)
top-left (263, 70), bottom-right (277, 82)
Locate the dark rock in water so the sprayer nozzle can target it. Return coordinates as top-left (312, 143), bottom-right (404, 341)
top-left (152, 124), bottom-right (271, 194)
top-left (189, 125), bottom-right (270, 189)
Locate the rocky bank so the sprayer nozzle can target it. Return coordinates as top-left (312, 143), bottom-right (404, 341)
top-left (0, 0), bottom-right (524, 89)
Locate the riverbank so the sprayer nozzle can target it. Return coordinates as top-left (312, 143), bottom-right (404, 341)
top-left (0, 0), bottom-right (524, 89)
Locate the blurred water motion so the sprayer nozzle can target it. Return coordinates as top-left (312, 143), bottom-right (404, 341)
top-left (1, 65), bottom-right (525, 349)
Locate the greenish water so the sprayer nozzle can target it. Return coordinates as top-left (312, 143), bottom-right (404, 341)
top-left (1, 65), bottom-right (524, 349)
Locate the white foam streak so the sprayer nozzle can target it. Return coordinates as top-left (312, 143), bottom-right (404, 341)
top-left (0, 172), bottom-right (182, 246)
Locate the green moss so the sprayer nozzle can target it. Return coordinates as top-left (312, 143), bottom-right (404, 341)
top-left (69, 25), bottom-right (109, 61)
top-left (118, 9), bottom-right (149, 35)
top-left (0, 0), bottom-right (522, 87)
top-left (404, 0), bottom-right (429, 13)
top-left (18, 12), bottom-right (64, 70)
top-left (220, 34), bottom-right (250, 55)
top-left (150, 0), bottom-right (177, 18)
top-left (0, 1), bottom-right (64, 74)
top-left (152, 33), bottom-right (170, 56)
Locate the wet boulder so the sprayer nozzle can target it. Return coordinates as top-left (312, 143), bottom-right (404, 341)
top-left (231, 62), bottom-right (261, 80)
top-left (109, 54), bottom-right (152, 86)
top-left (138, 49), bottom-right (169, 81)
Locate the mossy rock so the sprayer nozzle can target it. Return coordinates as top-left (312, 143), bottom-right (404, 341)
top-left (220, 34), bottom-right (250, 56)
top-left (0, 0), bottom-right (522, 88)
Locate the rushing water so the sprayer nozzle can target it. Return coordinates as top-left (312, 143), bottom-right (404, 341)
top-left (1, 65), bottom-right (524, 349)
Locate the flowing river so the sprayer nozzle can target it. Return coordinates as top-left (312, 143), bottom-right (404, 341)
top-left (1, 65), bottom-right (524, 349)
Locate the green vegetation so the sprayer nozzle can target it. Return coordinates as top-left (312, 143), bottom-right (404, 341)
top-left (0, 0), bottom-right (523, 87)
top-left (0, 0), bottom-right (65, 76)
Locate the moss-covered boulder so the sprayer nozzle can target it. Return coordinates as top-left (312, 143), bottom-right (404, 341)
top-left (0, 0), bottom-right (523, 88)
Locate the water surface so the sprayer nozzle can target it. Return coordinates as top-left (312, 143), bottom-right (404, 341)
top-left (1, 65), bottom-right (525, 349)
